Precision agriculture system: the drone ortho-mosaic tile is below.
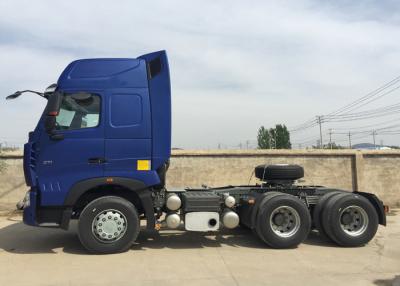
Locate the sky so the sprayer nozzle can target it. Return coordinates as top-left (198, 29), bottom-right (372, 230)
top-left (1, 0), bottom-right (400, 149)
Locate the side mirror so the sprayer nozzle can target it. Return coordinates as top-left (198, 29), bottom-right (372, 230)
top-left (44, 83), bottom-right (57, 98)
top-left (44, 115), bottom-right (56, 134)
top-left (44, 115), bottom-right (64, 141)
top-left (44, 92), bottom-right (64, 140)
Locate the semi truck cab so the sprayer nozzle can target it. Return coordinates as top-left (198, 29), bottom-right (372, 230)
top-left (19, 51), bottom-right (170, 231)
top-left (10, 51), bottom-right (386, 254)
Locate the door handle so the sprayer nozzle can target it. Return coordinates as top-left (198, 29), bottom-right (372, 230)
top-left (88, 158), bottom-right (106, 164)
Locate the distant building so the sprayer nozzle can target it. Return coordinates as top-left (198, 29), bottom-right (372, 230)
top-left (352, 143), bottom-right (392, 150)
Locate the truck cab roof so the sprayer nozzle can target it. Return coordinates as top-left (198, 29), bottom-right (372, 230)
top-left (58, 58), bottom-right (148, 90)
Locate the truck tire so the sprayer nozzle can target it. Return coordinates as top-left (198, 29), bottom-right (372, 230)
top-left (312, 191), bottom-right (344, 239)
top-left (255, 164), bottom-right (304, 181)
top-left (321, 193), bottom-right (379, 247)
top-left (239, 192), bottom-right (283, 230)
top-left (251, 192), bottom-right (285, 235)
top-left (78, 196), bottom-right (140, 254)
top-left (255, 194), bottom-right (311, 248)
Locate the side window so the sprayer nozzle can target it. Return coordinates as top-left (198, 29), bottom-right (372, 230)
top-left (110, 94), bottom-right (142, 127)
top-left (55, 93), bottom-right (100, 130)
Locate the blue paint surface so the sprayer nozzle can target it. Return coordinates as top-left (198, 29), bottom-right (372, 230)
top-left (23, 51), bottom-right (171, 207)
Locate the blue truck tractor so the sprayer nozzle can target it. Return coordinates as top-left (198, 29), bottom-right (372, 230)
top-left (8, 51), bottom-right (387, 254)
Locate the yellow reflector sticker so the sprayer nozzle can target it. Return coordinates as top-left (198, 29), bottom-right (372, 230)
top-left (137, 160), bottom-right (151, 171)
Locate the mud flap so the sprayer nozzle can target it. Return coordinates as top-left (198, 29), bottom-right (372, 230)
top-left (355, 191), bottom-right (386, 226)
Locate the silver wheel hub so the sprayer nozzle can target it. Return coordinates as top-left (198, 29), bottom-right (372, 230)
top-left (269, 206), bottom-right (301, 238)
top-left (339, 205), bottom-right (368, 237)
top-left (92, 209), bottom-right (127, 243)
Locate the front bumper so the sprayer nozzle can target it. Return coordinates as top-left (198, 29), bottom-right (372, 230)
top-left (17, 190), bottom-right (38, 226)
top-left (17, 190), bottom-right (71, 229)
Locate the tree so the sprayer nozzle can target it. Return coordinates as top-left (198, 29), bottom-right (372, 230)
top-left (257, 124), bottom-right (291, 149)
top-left (274, 124), bottom-right (291, 149)
top-left (323, 142), bottom-right (344, 149)
top-left (269, 128), bottom-right (276, 148)
top-left (257, 126), bottom-right (271, 149)
top-left (389, 145), bottom-right (400, 149)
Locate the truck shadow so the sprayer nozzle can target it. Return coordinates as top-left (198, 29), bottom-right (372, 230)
top-left (0, 219), bottom-right (86, 254)
top-left (0, 219), bottom-right (337, 255)
top-left (132, 228), bottom-right (337, 251)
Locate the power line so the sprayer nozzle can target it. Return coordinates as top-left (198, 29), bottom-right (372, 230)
top-left (289, 119), bottom-right (318, 132)
top-left (288, 75), bottom-right (400, 135)
top-left (328, 76), bottom-right (400, 116)
top-left (324, 102), bottom-right (400, 121)
top-left (331, 123), bottom-right (400, 136)
top-left (336, 85), bottom-right (400, 115)
top-left (330, 117), bottom-right (400, 131)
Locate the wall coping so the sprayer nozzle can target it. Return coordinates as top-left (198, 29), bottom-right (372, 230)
top-left (2, 149), bottom-right (400, 159)
top-left (171, 149), bottom-right (400, 157)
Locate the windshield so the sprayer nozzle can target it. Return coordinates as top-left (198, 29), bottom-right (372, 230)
top-left (55, 93), bottom-right (100, 130)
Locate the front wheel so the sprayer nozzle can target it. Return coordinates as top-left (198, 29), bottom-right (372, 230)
top-left (78, 196), bottom-right (140, 254)
top-left (255, 195), bottom-right (311, 248)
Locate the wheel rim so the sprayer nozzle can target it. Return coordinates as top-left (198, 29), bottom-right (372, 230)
top-left (92, 209), bottom-right (127, 243)
top-left (339, 205), bottom-right (369, 237)
top-left (269, 206), bottom-right (301, 238)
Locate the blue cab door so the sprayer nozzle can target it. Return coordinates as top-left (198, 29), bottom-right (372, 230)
top-left (36, 91), bottom-right (105, 206)
top-left (104, 87), bottom-right (156, 185)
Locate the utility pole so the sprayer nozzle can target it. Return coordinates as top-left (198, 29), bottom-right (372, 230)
top-left (348, 132), bottom-right (352, 149)
top-left (246, 140), bottom-right (249, 149)
top-left (372, 130), bottom-right (377, 149)
top-left (317, 116), bottom-right (323, 149)
top-left (328, 128), bottom-right (333, 149)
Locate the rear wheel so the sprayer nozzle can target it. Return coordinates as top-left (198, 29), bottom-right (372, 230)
top-left (321, 193), bottom-right (379, 247)
top-left (313, 191), bottom-right (343, 239)
top-left (255, 195), bottom-right (311, 248)
top-left (251, 192), bottom-right (284, 235)
top-left (78, 196), bottom-right (140, 254)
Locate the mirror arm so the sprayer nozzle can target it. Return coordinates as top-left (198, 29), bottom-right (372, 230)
top-left (6, 90), bottom-right (47, 100)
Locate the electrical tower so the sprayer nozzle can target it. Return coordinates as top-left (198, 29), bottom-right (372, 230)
top-left (348, 132), bottom-right (352, 149)
top-left (316, 115), bottom-right (323, 148)
top-left (328, 128), bottom-right (333, 149)
top-left (372, 130), bottom-right (377, 149)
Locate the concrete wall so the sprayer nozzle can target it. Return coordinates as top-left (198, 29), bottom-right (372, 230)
top-left (1, 150), bottom-right (399, 213)
top-left (0, 157), bottom-right (26, 214)
top-left (167, 150), bottom-right (400, 207)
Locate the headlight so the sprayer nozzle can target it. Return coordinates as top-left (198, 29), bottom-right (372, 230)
top-left (23, 191), bottom-right (31, 208)
top-left (16, 191), bottom-right (30, 210)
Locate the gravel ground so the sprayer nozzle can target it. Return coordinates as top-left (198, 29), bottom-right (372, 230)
top-left (0, 210), bottom-right (399, 286)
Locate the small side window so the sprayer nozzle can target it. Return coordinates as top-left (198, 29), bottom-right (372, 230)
top-left (148, 57), bottom-right (162, 79)
top-left (55, 93), bottom-right (100, 130)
